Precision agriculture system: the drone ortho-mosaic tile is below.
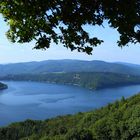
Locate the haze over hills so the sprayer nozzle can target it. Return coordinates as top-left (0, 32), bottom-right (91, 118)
top-left (0, 59), bottom-right (140, 76)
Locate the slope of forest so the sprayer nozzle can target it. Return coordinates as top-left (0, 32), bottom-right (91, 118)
top-left (0, 93), bottom-right (140, 140)
top-left (0, 60), bottom-right (140, 76)
top-left (1, 72), bottom-right (140, 90)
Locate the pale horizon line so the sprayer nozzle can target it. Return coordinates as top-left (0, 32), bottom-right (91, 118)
top-left (0, 59), bottom-right (139, 65)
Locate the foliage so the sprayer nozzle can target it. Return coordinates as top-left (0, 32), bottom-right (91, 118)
top-left (1, 93), bottom-right (140, 139)
top-left (0, 1), bottom-right (140, 54)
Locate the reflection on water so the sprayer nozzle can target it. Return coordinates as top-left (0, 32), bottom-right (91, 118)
top-left (0, 81), bottom-right (140, 126)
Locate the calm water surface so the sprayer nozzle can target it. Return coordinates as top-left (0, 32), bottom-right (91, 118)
top-left (0, 81), bottom-right (140, 126)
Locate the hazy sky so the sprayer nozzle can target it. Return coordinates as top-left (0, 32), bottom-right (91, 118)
top-left (0, 15), bottom-right (140, 64)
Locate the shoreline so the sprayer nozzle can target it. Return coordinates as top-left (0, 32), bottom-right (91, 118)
top-left (0, 83), bottom-right (8, 90)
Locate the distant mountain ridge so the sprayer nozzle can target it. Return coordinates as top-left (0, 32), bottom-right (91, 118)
top-left (0, 59), bottom-right (140, 76)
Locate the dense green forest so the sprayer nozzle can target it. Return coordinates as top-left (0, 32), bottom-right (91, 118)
top-left (0, 82), bottom-right (7, 90)
top-left (0, 93), bottom-right (140, 140)
top-left (1, 72), bottom-right (140, 90)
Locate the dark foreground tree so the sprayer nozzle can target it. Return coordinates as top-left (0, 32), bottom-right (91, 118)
top-left (0, 0), bottom-right (140, 54)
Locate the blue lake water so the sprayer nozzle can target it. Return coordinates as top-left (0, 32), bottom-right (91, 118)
top-left (0, 81), bottom-right (140, 126)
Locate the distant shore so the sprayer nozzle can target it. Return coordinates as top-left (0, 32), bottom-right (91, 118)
top-left (0, 82), bottom-right (8, 90)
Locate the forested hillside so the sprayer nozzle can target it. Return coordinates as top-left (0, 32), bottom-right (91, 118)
top-left (0, 93), bottom-right (140, 140)
top-left (0, 60), bottom-right (140, 76)
top-left (1, 72), bottom-right (140, 90)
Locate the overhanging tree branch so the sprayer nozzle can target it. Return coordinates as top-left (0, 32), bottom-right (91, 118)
top-left (0, 0), bottom-right (140, 54)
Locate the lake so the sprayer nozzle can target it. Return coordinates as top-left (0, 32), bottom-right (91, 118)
top-left (0, 81), bottom-right (140, 126)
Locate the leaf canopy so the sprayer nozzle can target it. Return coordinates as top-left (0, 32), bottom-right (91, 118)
top-left (0, 0), bottom-right (140, 54)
